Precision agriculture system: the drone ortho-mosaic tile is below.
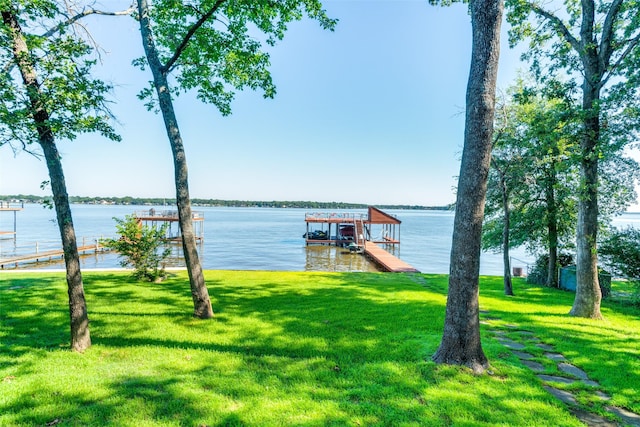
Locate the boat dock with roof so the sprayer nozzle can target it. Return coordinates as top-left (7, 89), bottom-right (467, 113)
top-left (134, 209), bottom-right (205, 241)
top-left (304, 206), bottom-right (419, 273)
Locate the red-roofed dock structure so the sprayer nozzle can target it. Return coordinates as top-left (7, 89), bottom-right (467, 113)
top-left (304, 206), bottom-right (418, 273)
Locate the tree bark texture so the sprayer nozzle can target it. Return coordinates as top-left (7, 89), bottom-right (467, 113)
top-left (571, 83), bottom-right (603, 318)
top-left (138, 0), bottom-right (214, 319)
top-left (2, 10), bottom-right (91, 351)
top-left (570, 2), bottom-right (603, 318)
top-left (432, 0), bottom-right (503, 373)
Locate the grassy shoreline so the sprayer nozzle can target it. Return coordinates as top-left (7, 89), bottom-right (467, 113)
top-left (1, 271), bottom-right (638, 426)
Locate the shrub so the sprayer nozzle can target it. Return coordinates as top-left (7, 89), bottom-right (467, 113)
top-left (599, 227), bottom-right (640, 305)
top-left (102, 214), bottom-right (171, 282)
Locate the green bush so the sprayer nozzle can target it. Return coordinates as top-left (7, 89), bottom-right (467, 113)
top-left (600, 227), bottom-right (640, 305)
top-left (102, 214), bottom-right (171, 282)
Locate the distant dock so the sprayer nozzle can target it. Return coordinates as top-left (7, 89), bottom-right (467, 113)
top-left (304, 206), bottom-right (419, 273)
top-left (134, 209), bottom-right (205, 241)
top-left (0, 202), bottom-right (23, 239)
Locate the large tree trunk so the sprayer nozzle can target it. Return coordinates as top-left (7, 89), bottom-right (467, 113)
top-left (570, 97), bottom-right (602, 318)
top-left (570, 16), bottom-right (603, 318)
top-left (432, 0), bottom-right (502, 373)
top-left (138, 0), bottom-right (213, 319)
top-left (3, 10), bottom-right (91, 351)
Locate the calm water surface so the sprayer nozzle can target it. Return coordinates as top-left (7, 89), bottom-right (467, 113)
top-left (1, 204), bottom-right (638, 274)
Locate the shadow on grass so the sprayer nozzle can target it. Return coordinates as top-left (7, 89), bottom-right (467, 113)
top-left (0, 271), bottom-right (588, 425)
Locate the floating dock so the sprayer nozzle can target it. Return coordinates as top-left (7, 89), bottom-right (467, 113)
top-left (304, 206), bottom-right (419, 273)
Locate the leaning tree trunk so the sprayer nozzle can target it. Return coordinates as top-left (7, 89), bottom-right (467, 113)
top-left (432, 0), bottom-right (502, 373)
top-left (138, 0), bottom-right (213, 319)
top-left (40, 139), bottom-right (92, 351)
top-left (2, 10), bottom-right (91, 351)
top-left (570, 55), bottom-right (603, 319)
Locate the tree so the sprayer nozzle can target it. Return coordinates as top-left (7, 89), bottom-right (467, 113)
top-left (483, 80), bottom-right (581, 289)
top-left (432, 0), bottom-right (503, 373)
top-left (506, 0), bottom-right (640, 319)
top-left (483, 93), bottom-right (522, 295)
top-left (0, 0), bottom-right (122, 351)
top-left (132, 0), bottom-right (336, 318)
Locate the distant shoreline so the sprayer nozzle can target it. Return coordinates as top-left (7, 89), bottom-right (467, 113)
top-left (0, 195), bottom-right (454, 211)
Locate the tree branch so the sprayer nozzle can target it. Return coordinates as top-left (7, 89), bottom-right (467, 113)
top-left (601, 31), bottom-right (640, 88)
top-left (41, 5), bottom-right (136, 38)
top-left (599, 0), bottom-right (624, 72)
top-left (161, 0), bottom-right (227, 75)
top-left (528, 2), bottom-right (581, 52)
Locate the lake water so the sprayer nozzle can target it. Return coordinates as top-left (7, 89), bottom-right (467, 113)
top-left (1, 204), bottom-right (639, 274)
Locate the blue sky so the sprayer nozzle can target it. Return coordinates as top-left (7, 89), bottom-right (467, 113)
top-left (0, 1), bottom-right (590, 206)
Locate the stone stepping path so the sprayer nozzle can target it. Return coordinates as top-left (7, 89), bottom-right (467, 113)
top-left (408, 277), bottom-right (640, 426)
top-left (481, 315), bottom-right (640, 427)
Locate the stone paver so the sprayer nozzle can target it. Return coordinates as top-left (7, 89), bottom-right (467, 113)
top-left (544, 352), bottom-right (567, 362)
top-left (537, 374), bottom-right (577, 385)
top-left (521, 360), bottom-right (544, 372)
top-left (496, 337), bottom-right (526, 350)
top-left (543, 385), bottom-right (577, 405)
top-left (536, 343), bottom-right (555, 351)
top-left (558, 362), bottom-right (590, 380)
top-left (512, 350), bottom-right (535, 360)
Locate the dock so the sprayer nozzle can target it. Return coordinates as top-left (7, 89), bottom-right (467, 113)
top-left (0, 242), bottom-right (107, 269)
top-left (0, 202), bottom-right (23, 239)
top-left (364, 242), bottom-right (419, 273)
top-left (135, 209), bottom-right (205, 241)
top-left (304, 206), bottom-right (419, 273)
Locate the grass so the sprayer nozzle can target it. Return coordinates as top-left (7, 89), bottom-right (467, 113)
top-left (0, 271), bottom-right (638, 426)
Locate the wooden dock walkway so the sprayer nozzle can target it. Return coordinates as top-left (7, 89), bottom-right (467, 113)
top-left (0, 244), bottom-right (106, 269)
top-left (364, 242), bottom-right (419, 273)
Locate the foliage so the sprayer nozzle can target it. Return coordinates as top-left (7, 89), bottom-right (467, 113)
top-left (505, 0), bottom-right (640, 318)
top-left (600, 227), bottom-right (640, 305)
top-left (0, 0), bottom-right (120, 153)
top-left (483, 78), bottom-right (638, 287)
top-left (102, 214), bottom-right (171, 282)
top-left (483, 79), bottom-right (580, 287)
top-left (133, 0), bottom-right (337, 115)
top-left (5, 271), bottom-right (640, 425)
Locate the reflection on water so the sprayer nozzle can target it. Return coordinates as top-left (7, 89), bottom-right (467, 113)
top-left (305, 245), bottom-right (382, 272)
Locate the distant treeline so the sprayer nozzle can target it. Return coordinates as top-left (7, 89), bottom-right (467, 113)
top-left (0, 194), bottom-right (453, 211)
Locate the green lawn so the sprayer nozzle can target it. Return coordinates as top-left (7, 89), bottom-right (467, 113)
top-left (0, 271), bottom-right (638, 426)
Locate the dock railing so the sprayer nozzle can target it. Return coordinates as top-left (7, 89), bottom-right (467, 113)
top-left (134, 210), bottom-right (204, 219)
top-left (0, 235), bottom-right (111, 268)
top-left (305, 212), bottom-right (367, 221)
